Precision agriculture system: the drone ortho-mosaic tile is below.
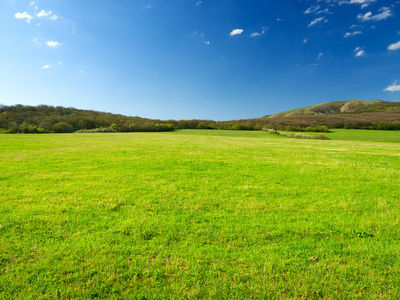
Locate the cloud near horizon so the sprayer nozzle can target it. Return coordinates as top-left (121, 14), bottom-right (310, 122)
top-left (384, 81), bottom-right (400, 92)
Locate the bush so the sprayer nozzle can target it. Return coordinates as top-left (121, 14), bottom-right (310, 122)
top-left (53, 122), bottom-right (74, 133)
top-left (370, 122), bottom-right (400, 130)
top-left (75, 127), bottom-right (117, 133)
top-left (313, 135), bottom-right (330, 140)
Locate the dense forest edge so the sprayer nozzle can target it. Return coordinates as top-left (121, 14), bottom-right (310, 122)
top-left (1, 100), bottom-right (400, 134)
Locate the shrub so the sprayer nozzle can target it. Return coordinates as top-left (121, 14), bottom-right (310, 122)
top-left (53, 122), bottom-right (74, 133)
top-left (313, 135), bottom-right (330, 140)
top-left (75, 127), bottom-right (117, 133)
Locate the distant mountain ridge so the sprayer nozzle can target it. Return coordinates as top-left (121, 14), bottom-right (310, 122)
top-left (267, 100), bottom-right (400, 118)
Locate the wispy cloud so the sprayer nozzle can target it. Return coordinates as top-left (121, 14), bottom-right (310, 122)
top-left (354, 47), bottom-right (366, 57)
top-left (15, 12), bottom-right (33, 23)
top-left (305, 5), bottom-right (321, 14)
top-left (317, 52), bottom-right (324, 59)
top-left (46, 41), bottom-right (61, 47)
top-left (30, 1), bottom-right (38, 9)
top-left (36, 10), bottom-right (51, 18)
top-left (308, 17), bottom-right (327, 27)
top-left (304, 5), bottom-right (330, 14)
top-left (229, 29), bottom-right (244, 36)
top-left (303, 38), bottom-right (308, 44)
top-left (388, 41), bottom-right (400, 51)
top-left (383, 81), bottom-right (400, 92)
top-left (250, 27), bottom-right (268, 37)
top-left (357, 7), bottom-right (392, 21)
top-left (344, 31), bottom-right (362, 38)
top-left (196, 1), bottom-right (202, 6)
top-left (42, 65), bottom-right (50, 69)
top-left (36, 9), bottom-right (58, 20)
top-left (339, 0), bottom-right (376, 8)
top-left (204, 41), bottom-right (210, 45)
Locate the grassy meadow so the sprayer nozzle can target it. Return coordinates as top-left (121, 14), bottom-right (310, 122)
top-left (1, 129), bottom-right (400, 299)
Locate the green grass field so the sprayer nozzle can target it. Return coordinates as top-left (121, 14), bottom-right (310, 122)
top-left (1, 129), bottom-right (400, 299)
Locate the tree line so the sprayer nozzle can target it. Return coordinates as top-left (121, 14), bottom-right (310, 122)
top-left (1, 104), bottom-right (400, 134)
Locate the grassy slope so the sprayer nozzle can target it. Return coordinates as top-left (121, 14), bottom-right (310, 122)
top-left (303, 129), bottom-right (400, 142)
top-left (268, 99), bottom-right (400, 117)
top-left (1, 130), bottom-right (400, 299)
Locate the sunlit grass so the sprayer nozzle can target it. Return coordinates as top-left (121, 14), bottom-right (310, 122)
top-left (1, 130), bottom-right (400, 299)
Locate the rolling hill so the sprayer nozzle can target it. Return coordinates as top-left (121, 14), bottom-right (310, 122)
top-left (267, 99), bottom-right (400, 118)
top-left (1, 99), bottom-right (400, 133)
top-left (259, 99), bottom-right (400, 130)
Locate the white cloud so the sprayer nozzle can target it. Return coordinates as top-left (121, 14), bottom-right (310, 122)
top-left (303, 38), bottom-right (308, 44)
top-left (29, 1), bottom-right (38, 9)
top-left (15, 12), bottom-right (33, 23)
top-left (250, 27), bottom-right (267, 37)
top-left (196, 1), bottom-right (202, 6)
top-left (388, 41), bottom-right (400, 51)
top-left (354, 47), bottom-right (366, 57)
top-left (384, 81), bottom-right (400, 92)
top-left (305, 5), bottom-right (331, 14)
top-left (305, 5), bottom-right (321, 14)
top-left (339, 0), bottom-right (376, 7)
top-left (344, 31), bottom-right (362, 38)
top-left (42, 65), bottom-right (50, 69)
top-left (35, 10), bottom-right (58, 20)
top-left (317, 52), bottom-right (324, 59)
top-left (36, 10), bottom-right (52, 18)
top-left (192, 31), bottom-right (204, 37)
top-left (357, 7), bottom-right (392, 21)
top-left (229, 29), bottom-right (244, 36)
top-left (308, 17), bottom-right (327, 27)
top-left (46, 41), bottom-right (61, 47)
top-left (204, 41), bottom-right (210, 45)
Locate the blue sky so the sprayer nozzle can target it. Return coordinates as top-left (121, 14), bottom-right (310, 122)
top-left (1, 0), bottom-right (400, 120)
